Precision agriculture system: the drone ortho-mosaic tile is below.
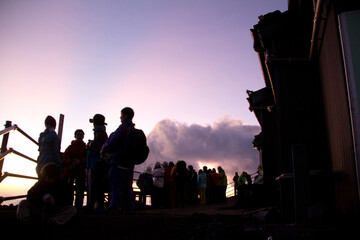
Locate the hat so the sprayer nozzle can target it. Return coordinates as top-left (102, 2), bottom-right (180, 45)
top-left (45, 115), bottom-right (56, 128)
top-left (146, 166), bottom-right (152, 174)
top-left (89, 114), bottom-right (107, 126)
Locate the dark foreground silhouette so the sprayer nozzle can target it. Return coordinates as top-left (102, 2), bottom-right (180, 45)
top-left (1, 197), bottom-right (360, 240)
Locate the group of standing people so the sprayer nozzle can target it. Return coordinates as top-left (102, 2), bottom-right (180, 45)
top-left (231, 166), bottom-right (264, 208)
top-left (137, 161), bottom-right (228, 208)
top-left (232, 165), bottom-right (264, 197)
top-left (17, 107), bottom-right (142, 225)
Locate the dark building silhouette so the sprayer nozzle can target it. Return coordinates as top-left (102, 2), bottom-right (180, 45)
top-left (248, 0), bottom-right (360, 222)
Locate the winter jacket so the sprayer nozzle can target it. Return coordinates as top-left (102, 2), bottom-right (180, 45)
top-left (27, 179), bottom-right (73, 208)
top-left (101, 120), bottom-right (134, 169)
top-left (211, 172), bottom-right (220, 187)
top-left (36, 128), bottom-right (61, 175)
top-left (237, 175), bottom-right (246, 186)
top-left (137, 172), bottom-right (153, 192)
top-left (153, 167), bottom-right (165, 188)
top-left (62, 140), bottom-right (87, 177)
top-left (218, 169), bottom-right (228, 186)
top-left (86, 126), bottom-right (108, 170)
top-left (197, 172), bottom-right (207, 189)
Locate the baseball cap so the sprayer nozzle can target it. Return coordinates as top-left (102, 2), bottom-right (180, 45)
top-left (89, 114), bottom-right (107, 125)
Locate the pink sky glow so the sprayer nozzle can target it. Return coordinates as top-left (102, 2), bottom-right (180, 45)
top-left (0, 0), bottom-right (287, 201)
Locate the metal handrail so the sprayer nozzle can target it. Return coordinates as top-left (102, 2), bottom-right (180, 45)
top-left (0, 148), bottom-right (13, 161)
top-left (0, 148), bottom-right (37, 163)
top-left (0, 125), bottom-right (18, 136)
top-left (0, 124), bottom-right (38, 146)
top-left (1, 122), bottom-right (38, 186)
top-left (12, 148), bottom-right (37, 163)
top-left (15, 126), bottom-right (39, 146)
top-left (0, 172), bottom-right (37, 182)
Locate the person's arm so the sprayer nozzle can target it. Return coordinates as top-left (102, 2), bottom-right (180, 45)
top-left (62, 145), bottom-right (72, 167)
top-left (27, 182), bottom-right (46, 207)
top-left (51, 133), bottom-right (62, 167)
top-left (101, 125), bottom-right (126, 153)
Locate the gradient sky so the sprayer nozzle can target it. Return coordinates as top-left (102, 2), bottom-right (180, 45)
top-left (0, 0), bottom-right (287, 198)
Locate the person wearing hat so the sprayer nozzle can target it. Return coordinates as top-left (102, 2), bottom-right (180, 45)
top-left (86, 113), bottom-right (108, 214)
top-left (36, 115), bottom-right (61, 177)
top-left (136, 166), bottom-right (153, 207)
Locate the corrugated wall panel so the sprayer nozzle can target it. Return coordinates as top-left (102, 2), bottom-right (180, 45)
top-left (318, 4), bottom-right (359, 213)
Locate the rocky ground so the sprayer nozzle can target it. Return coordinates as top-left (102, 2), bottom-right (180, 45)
top-left (1, 198), bottom-right (359, 240)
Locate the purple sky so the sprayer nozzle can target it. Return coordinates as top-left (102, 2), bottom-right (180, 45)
top-left (0, 0), bottom-right (287, 194)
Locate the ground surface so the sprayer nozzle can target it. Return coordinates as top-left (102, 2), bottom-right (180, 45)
top-left (1, 198), bottom-right (359, 240)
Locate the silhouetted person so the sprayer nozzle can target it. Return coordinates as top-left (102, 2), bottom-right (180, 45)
top-left (167, 161), bottom-right (176, 208)
top-left (233, 172), bottom-right (239, 197)
top-left (137, 166), bottom-right (153, 207)
top-left (218, 166), bottom-right (227, 202)
top-left (62, 129), bottom-right (87, 211)
top-left (86, 114), bottom-right (108, 214)
top-left (152, 162), bottom-right (165, 208)
top-left (187, 165), bottom-right (198, 205)
top-left (101, 107), bottom-right (136, 214)
top-left (36, 116), bottom-right (61, 177)
top-left (254, 165), bottom-right (264, 184)
top-left (203, 166), bottom-right (211, 203)
top-left (174, 160), bottom-right (188, 207)
top-left (197, 169), bottom-right (207, 205)
top-left (211, 168), bottom-right (220, 203)
top-left (17, 163), bottom-right (76, 225)
top-left (237, 171), bottom-right (252, 207)
top-left (243, 171), bottom-right (252, 185)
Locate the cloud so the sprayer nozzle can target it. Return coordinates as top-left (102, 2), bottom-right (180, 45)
top-left (137, 117), bottom-right (261, 177)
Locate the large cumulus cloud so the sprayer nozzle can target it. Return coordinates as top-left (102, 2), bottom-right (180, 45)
top-left (136, 117), bottom-right (261, 177)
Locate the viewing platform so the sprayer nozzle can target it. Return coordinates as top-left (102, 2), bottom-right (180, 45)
top-left (1, 197), bottom-right (360, 240)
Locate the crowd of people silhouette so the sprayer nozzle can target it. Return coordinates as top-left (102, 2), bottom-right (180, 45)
top-left (15, 108), bottom-right (260, 225)
top-left (137, 161), bottom-right (229, 209)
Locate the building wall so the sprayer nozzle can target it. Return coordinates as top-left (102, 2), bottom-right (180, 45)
top-left (318, 4), bottom-right (359, 213)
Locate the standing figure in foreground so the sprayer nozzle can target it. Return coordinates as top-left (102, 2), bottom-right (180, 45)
top-left (36, 115), bottom-right (61, 177)
top-left (86, 114), bottom-right (108, 213)
top-left (62, 129), bottom-right (87, 211)
top-left (101, 107), bottom-right (136, 214)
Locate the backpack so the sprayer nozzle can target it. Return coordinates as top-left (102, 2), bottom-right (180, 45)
top-left (126, 128), bottom-right (150, 165)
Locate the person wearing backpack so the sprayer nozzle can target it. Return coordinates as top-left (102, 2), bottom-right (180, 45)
top-left (101, 107), bottom-right (149, 214)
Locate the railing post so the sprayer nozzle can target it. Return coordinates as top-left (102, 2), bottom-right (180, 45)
top-left (0, 121), bottom-right (12, 176)
top-left (58, 114), bottom-right (64, 151)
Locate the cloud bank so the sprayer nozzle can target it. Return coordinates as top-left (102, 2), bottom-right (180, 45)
top-left (137, 117), bottom-right (261, 177)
